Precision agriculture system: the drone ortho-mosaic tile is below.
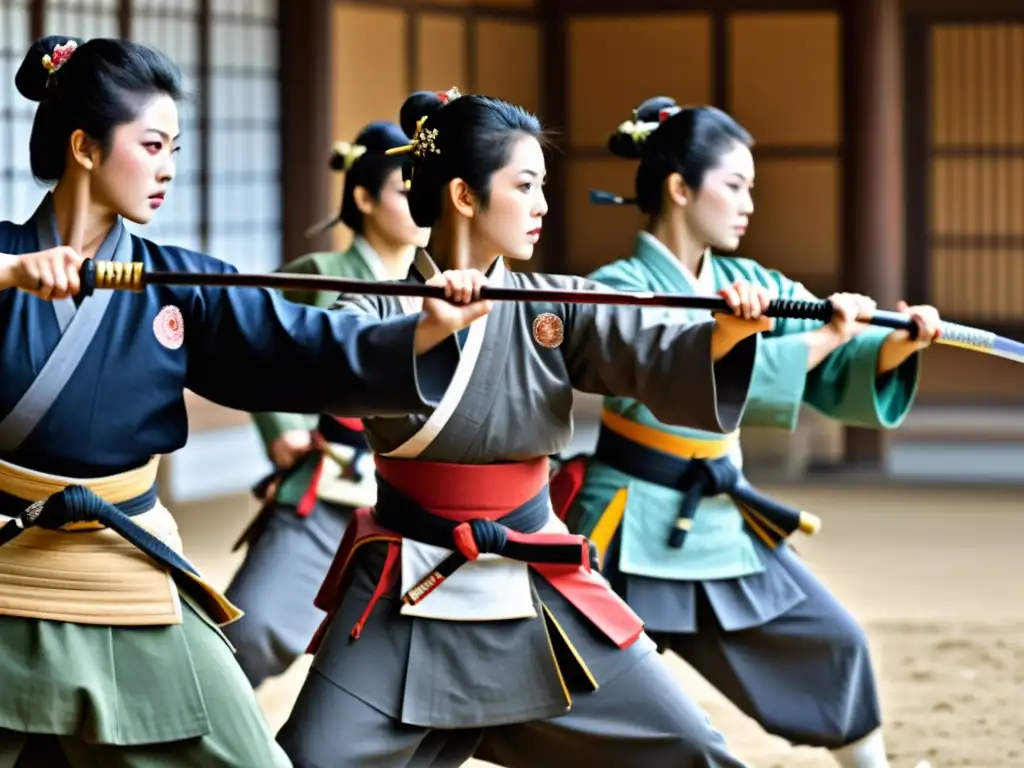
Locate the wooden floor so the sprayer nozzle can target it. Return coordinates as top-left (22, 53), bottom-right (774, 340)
top-left (173, 482), bottom-right (1024, 768)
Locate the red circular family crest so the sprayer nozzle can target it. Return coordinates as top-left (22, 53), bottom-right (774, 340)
top-left (154, 305), bottom-right (184, 350)
top-left (532, 312), bottom-right (564, 348)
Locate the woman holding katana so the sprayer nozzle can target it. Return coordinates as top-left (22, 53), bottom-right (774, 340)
top-left (561, 96), bottom-right (940, 768)
top-left (0, 35), bottom-right (491, 766)
top-left (274, 86), bottom-right (777, 768)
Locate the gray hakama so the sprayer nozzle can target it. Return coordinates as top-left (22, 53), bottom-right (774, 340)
top-left (277, 255), bottom-right (760, 767)
top-left (605, 530), bottom-right (882, 749)
top-left (223, 499), bottom-right (352, 686)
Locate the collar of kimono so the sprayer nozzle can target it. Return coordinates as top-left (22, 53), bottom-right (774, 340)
top-left (351, 235), bottom-right (388, 281)
top-left (637, 231), bottom-right (715, 293)
top-left (408, 250), bottom-right (507, 287)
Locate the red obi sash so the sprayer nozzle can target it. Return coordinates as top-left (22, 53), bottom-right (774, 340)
top-left (307, 456), bottom-right (644, 654)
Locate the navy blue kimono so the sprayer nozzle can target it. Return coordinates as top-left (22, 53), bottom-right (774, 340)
top-left (0, 195), bottom-right (457, 477)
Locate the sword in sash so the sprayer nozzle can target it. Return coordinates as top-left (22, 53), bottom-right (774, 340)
top-left (77, 258), bottom-right (1024, 361)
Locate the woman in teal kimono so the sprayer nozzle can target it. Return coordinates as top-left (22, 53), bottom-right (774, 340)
top-left (567, 97), bottom-right (941, 768)
top-left (0, 36), bottom-right (487, 767)
top-left (225, 120), bottom-right (432, 688)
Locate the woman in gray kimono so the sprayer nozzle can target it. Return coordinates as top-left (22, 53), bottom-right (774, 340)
top-left (276, 87), bottom-right (776, 768)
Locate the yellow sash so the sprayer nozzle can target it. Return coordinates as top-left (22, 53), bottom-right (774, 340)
top-left (589, 411), bottom-right (792, 555)
top-left (0, 457), bottom-right (241, 626)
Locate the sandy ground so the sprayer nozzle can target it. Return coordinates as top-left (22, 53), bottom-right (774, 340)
top-left (175, 483), bottom-right (1024, 768)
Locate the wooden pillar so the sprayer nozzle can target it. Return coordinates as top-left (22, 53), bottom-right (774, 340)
top-left (540, 3), bottom-right (567, 275)
top-left (840, 0), bottom-right (903, 469)
top-left (279, 0), bottom-right (334, 265)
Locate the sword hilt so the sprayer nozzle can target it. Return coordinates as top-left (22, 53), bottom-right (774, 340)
top-left (79, 259), bottom-right (145, 298)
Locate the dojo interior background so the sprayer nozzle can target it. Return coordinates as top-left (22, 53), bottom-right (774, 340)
top-left (1, 2), bottom-right (1023, 764)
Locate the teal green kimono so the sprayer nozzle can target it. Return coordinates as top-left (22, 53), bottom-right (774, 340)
top-left (251, 236), bottom-right (388, 505)
top-left (572, 231), bottom-right (919, 608)
top-left (565, 230), bottom-right (915, 749)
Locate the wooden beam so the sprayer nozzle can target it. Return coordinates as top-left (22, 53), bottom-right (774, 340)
top-left (841, 0), bottom-right (904, 469)
top-left (561, 0), bottom-right (837, 14)
top-left (199, 0), bottom-right (211, 250)
top-left (29, 0), bottom-right (43, 41)
top-left (902, 16), bottom-right (929, 308)
top-left (279, 0), bottom-right (334, 265)
top-left (569, 145), bottom-right (842, 159)
top-left (338, 0), bottom-right (535, 21)
top-left (903, 0), bottom-right (1024, 17)
top-left (540, 3), bottom-right (568, 275)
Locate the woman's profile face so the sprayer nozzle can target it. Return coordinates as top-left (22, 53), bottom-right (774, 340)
top-left (471, 134), bottom-right (548, 262)
top-left (89, 93), bottom-right (179, 225)
top-left (363, 167), bottom-right (431, 249)
top-left (682, 141), bottom-right (755, 252)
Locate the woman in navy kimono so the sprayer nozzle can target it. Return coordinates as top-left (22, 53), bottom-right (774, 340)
top-left (0, 36), bottom-right (486, 766)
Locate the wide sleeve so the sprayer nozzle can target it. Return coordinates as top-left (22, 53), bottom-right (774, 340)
top-left (559, 274), bottom-right (758, 433)
top-left (183, 256), bottom-right (459, 418)
top-left (743, 267), bottom-right (919, 430)
top-left (250, 253), bottom-right (334, 453)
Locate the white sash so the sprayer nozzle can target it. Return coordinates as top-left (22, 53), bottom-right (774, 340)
top-left (382, 256), bottom-right (543, 621)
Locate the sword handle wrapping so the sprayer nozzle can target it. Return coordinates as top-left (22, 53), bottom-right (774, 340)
top-left (79, 259), bottom-right (145, 298)
top-left (764, 300), bottom-right (920, 340)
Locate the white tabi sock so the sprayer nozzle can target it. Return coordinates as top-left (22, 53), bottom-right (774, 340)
top-left (830, 728), bottom-right (890, 768)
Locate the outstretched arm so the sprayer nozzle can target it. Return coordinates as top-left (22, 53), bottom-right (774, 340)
top-left (745, 270), bottom-right (921, 430)
top-left (559, 274), bottom-right (765, 434)
top-left (185, 260), bottom-right (487, 418)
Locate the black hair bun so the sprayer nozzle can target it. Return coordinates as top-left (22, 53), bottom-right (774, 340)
top-left (607, 96), bottom-right (678, 159)
top-left (399, 91), bottom-right (446, 139)
top-left (329, 121), bottom-right (411, 172)
top-left (16, 35), bottom-right (84, 102)
top-left (634, 96), bottom-right (677, 123)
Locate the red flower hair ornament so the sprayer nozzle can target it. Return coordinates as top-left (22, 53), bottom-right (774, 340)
top-left (42, 40), bottom-right (78, 77)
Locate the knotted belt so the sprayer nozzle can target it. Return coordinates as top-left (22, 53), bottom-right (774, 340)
top-left (373, 477), bottom-right (598, 606)
top-left (0, 484), bottom-right (200, 578)
top-left (595, 410), bottom-right (820, 548)
top-left (0, 457), bottom-right (240, 625)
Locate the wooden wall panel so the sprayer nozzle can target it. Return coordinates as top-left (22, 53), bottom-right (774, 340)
top-left (931, 24), bottom-right (1024, 146)
top-left (734, 158), bottom-right (839, 284)
top-left (931, 246), bottom-right (1024, 321)
top-left (416, 0), bottom-right (534, 6)
top-left (568, 15), bottom-right (711, 149)
top-left (475, 0), bottom-right (535, 7)
top-left (417, 14), bottom-right (467, 91)
top-left (566, 158), bottom-right (645, 276)
top-left (475, 19), bottom-right (540, 113)
top-left (729, 12), bottom-right (840, 146)
top-left (931, 157), bottom-right (1024, 237)
top-left (330, 6), bottom-right (408, 252)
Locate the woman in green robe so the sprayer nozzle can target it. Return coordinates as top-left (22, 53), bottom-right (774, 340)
top-left (565, 97), bottom-right (940, 768)
top-left (224, 121), bottom-right (431, 688)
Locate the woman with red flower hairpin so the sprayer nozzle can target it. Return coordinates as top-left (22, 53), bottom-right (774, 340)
top-left (0, 35), bottom-right (489, 766)
top-left (275, 86), bottom-right (775, 767)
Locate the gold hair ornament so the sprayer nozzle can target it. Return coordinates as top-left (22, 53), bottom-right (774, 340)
top-left (385, 86), bottom-right (463, 158)
top-left (616, 119), bottom-right (659, 144)
top-left (333, 141), bottom-right (367, 171)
